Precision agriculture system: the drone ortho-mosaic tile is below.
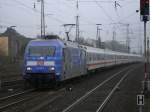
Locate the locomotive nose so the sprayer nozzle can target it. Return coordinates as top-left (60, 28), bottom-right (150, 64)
top-left (25, 60), bottom-right (55, 73)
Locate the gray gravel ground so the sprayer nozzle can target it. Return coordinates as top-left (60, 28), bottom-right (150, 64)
top-left (102, 64), bottom-right (144, 112)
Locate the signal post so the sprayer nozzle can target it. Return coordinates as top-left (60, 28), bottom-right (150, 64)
top-left (140, 0), bottom-right (150, 96)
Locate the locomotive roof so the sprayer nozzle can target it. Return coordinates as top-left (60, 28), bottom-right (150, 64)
top-left (28, 39), bottom-right (64, 46)
top-left (28, 39), bottom-right (81, 49)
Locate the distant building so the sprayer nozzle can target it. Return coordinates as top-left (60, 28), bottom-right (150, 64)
top-left (0, 36), bottom-right (9, 56)
top-left (0, 28), bottom-right (31, 63)
top-left (0, 36), bottom-right (19, 62)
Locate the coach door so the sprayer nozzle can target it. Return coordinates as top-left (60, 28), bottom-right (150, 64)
top-left (81, 50), bottom-right (86, 75)
top-left (63, 48), bottom-right (71, 80)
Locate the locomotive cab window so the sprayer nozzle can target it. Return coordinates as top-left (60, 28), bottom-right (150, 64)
top-left (28, 46), bottom-right (55, 56)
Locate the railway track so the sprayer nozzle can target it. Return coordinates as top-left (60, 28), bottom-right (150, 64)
top-left (0, 86), bottom-right (65, 112)
top-left (0, 88), bottom-right (35, 111)
top-left (0, 79), bottom-right (27, 98)
top-left (62, 65), bottom-right (137, 112)
top-left (1, 79), bottom-right (24, 87)
top-left (0, 89), bottom-right (35, 101)
top-left (0, 79), bottom-right (24, 91)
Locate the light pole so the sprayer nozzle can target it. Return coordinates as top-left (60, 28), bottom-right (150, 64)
top-left (118, 23), bottom-right (130, 53)
top-left (96, 24), bottom-right (102, 48)
top-left (139, 0), bottom-right (150, 97)
top-left (38, 0), bottom-right (45, 39)
top-left (76, 0), bottom-right (80, 43)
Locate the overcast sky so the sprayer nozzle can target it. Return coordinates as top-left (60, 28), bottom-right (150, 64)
top-left (0, 0), bottom-right (150, 53)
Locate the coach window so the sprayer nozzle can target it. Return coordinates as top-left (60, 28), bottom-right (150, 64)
top-left (92, 54), bottom-right (94, 61)
top-left (91, 54), bottom-right (93, 61)
top-left (87, 53), bottom-right (89, 61)
top-left (94, 53), bottom-right (96, 61)
top-left (89, 53), bottom-right (91, 61)
top-left (102, 54), bottom-right (104, 60)
top-left (63, 48), bottom-right (66, 61)
top-left (96, 54), bottom-right (98, 60)
top-left (86, 53), bottom-right (89, 61)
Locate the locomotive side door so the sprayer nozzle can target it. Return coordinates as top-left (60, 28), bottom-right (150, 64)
top-left (62, 47), bottom-right (71, 80)
top-left (81, 50), bottom-right (87, 75)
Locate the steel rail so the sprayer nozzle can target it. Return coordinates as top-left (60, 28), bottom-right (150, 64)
top-left (62, 65), bottom-right (131, 112)
top-left (0, 79), bottom-right (24, 89)
top-left (0, 95), bottom-right (36, 110)
top-left (0, 89), bottom-right (35, 101)
top-left (96, 68), bottom-right (135, 112)
top-left (0, 88), bottom-right (65, 111)
top-left (2, 79), bottom-right (23, 83)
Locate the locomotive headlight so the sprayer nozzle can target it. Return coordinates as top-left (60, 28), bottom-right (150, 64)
top-left (27, 67), bottom-right (32, 71)
top-left (50, 66), bottom-right (55, 71)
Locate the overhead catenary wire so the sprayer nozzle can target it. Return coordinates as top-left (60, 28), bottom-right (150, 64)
top-left (5, 0), bottom-right (115, 29)
top-left (1, 0), bottom-right (68, 37)
top-left (45, 0), bottom-right (75, 20)
top-left (13, 0), bottom-right (38, 13)
top-left (1, 0), bottom-right (142, 45)
top-left (118, 8), bottom-right (139, 22)
top-left (7, 0), bottom-right (66, 24)
top-left (94, 0), bottom-right (115, 22)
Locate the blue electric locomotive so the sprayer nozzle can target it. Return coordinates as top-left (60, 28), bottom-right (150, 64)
top-left (23, 39), bottom-right (86, 85)
top-left (23, 38), bottom-right (142, 87)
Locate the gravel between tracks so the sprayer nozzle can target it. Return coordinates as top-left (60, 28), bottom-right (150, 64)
top-left (102, 64), bottom-right (144, 112)
top-left (0, 88), bottom-right (65, 112)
